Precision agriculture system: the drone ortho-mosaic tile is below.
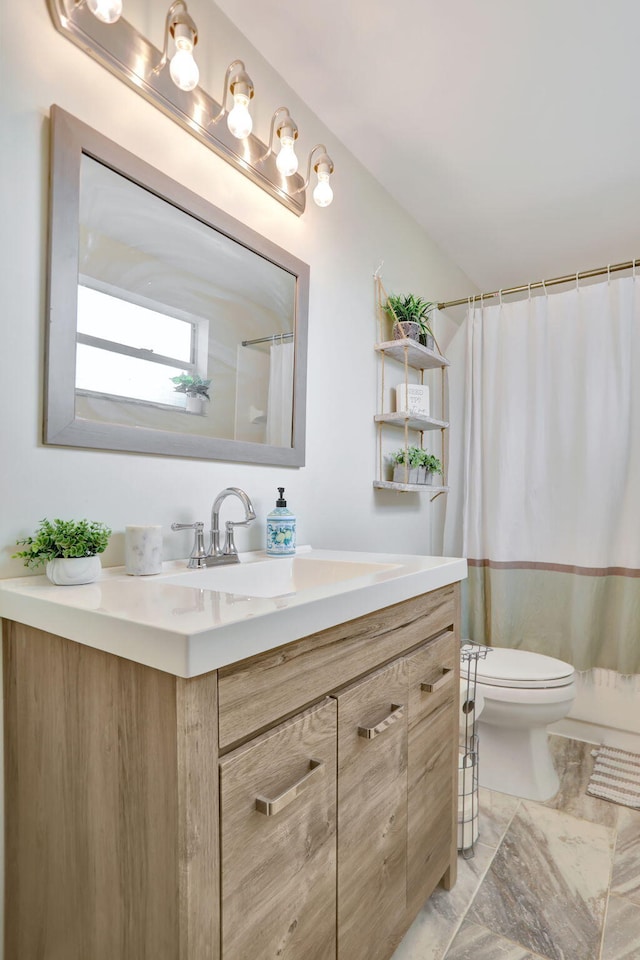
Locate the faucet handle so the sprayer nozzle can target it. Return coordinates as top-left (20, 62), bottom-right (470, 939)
top-left (171, 521), bottom-right (208, 568)
top-left (222, 516), bottom-right (254, 556)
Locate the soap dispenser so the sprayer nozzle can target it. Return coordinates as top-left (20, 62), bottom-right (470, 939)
top-left (266, 487), bottom-right (296, 557)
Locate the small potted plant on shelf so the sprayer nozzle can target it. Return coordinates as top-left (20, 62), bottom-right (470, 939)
top-left (384, 294), bottom-right (436, 349)
top-left (170, 373), bottom-right (212, 414)
top-left (390, 447), bottom-right (443, 485)
top-left (419, 451), bottom-right (443, 485)
top-left (390, 445), bottom-right (426, 484)
top-left (13, 518), bottom-right (112, 585)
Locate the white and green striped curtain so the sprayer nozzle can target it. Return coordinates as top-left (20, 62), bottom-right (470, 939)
top-left (444, 275), bottom-right (640, 675)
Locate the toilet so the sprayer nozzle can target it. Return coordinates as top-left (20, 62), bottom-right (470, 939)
top-left (474, 646), bottom-right (576, 802)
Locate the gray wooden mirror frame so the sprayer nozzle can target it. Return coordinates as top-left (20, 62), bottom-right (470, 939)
top-left (44, 105), bottom-right (309, 466)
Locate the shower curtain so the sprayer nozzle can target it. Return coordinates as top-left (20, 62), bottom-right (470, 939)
top-left (266, 341), bottom-right (294, 447)
top-left (444, 275), bottom-right (640, 675)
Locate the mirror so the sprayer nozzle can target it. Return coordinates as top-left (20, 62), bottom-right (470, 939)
top-left (45, 106), bottom-right (309, 466)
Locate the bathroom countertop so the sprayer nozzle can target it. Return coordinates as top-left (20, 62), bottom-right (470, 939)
top-left (0, 548), bottom-right (467, 678)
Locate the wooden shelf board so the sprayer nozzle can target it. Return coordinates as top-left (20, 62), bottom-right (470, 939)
top-left (374, 413), bottom-right (449, 431)
top-left (375, 340), bottom-right (450, 370)
top-left (373, 481), bottom-right (450, 494)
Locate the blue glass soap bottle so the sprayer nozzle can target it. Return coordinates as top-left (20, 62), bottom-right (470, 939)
top-left (266, 487), bottom-right (296, 557)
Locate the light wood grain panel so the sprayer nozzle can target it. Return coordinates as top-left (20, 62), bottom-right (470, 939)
top-left (405, 629), bottom-right (458, 726)
top-left (405, 697), bottom-right (457, 920)
top-left (336, 659), bottom-right (408, 960)
top-left (441, 581), bottom-right (461, 892)
top-left (218, 586), bottom-right (455, 749)
top-left (4, 620), bottom-right (180, 960)
top-left (177, 672), bottom-right (219, 960)
top-left (220, 698), bottom-right (337, 960)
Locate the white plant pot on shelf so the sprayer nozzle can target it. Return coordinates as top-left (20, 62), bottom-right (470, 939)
top-left (393, 465), bottom-right (425, 484)
top-left (46, 556), bottom-right (102, 585)
top-left (185, 395), bottom-right (205, 414)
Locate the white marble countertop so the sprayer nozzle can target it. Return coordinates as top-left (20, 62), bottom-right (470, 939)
top-left (0, 547), bottom-right (467, 678)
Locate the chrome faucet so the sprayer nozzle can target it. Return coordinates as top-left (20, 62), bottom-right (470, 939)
top-left (171, 488), bottom-right (256, 569)
top-left (208, 487), bottom-right (256, 564)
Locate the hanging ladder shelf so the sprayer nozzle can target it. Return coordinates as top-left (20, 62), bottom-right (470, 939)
top-left (373, 480), bottom-right (450, 494)
top-left (374, 412), bottom-right (449, 431)
top-left (374, 337), bottom-right (450, 497)
top-left (373, 271), bottom-right (452, 499)
top-left (374, 339), bottom-right (451, 370)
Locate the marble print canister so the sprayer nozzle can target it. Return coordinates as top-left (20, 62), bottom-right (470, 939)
top-left (125, 525), bottom-right (163, 576)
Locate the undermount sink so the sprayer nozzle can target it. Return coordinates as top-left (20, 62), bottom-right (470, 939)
top-left (158, 555), bottom-right (400, 599)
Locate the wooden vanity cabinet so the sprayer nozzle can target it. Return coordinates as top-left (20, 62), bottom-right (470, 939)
top-left (3, 581), bottom-right (460, 960)
top-left (405, 631), bottom-right (459, 916)
top-left (336, 659), bottom-right (409, 960)
top-left (219, 698), bottom-right (337, 960)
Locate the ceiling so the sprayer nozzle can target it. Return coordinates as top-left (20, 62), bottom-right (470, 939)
top-left (214, 0), bottom-right (640, 293)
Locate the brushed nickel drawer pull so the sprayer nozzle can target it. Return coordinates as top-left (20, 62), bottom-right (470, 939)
top-left (255, 759), bottom-right (324, 817)
top-left (357, 703), bottom-right (405, 740)
top-left (421, 668), bottom-right (453, 693)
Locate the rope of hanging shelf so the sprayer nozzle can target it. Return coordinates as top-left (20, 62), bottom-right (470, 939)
top-left (437, 257), bottom-right (640, 310)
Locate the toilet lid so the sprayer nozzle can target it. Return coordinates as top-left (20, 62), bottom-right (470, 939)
top-left (474, 647), bottom-right (575, 689)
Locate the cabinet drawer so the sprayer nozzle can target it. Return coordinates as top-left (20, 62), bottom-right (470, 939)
top-left (218, 585), bottom-right (456, 749)
top-left (336, 658), bottom-right (408, 960)
top-left (406, 629), bottom-right (459, 726)
top-left (219, 698), bottom-right (337, 960)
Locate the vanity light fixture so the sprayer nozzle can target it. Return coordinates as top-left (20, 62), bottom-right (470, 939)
top-left (310, 146), bottom-right (334, 207)
top-left (294, 145), bottom-right (335, 207)
top-left (75, 0), bottom-right (122, 23)
top-left (154, 0), bottom-right (199, 92)
top-left (263, 108), bottom-right (299, 177)
top-left (210, 60), bottom-right (255, 140)
top-left (47, 0), bottom-right (336, 215)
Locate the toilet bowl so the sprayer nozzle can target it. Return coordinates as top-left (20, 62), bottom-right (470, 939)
top-left (473, 647), bottom-right (576, 802)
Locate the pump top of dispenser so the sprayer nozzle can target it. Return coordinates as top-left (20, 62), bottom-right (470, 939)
top-left (276, 487), bottom-right (287, 507)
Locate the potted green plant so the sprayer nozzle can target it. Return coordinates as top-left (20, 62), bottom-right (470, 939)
top-left (170, 373), bottom-right (212, 414)
top-left (13, 518), bottom-right (112, 585)
top-left (390, 447), bottom-right (443, 485)
top-left (390, 445), bottom-right (426, 484)
top-left (384, 294), bottom-right (436, 348)
top-left (418, 451), bottom-right (443, 485)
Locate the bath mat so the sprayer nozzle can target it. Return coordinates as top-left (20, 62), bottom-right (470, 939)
top-left (587, 745), bottom-right (640, 808)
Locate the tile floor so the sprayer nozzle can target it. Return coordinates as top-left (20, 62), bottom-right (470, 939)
top-left (391, 735), bottom-right (640, 960)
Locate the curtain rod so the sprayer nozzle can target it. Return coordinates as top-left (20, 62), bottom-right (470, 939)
top-left (241, 332), bottom-right (294, 347)
top-left (437, 257), bottom-right (639, 310)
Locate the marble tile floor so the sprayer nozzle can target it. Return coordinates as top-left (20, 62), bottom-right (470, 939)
top-left (391, 735), bottom-right (640, 960)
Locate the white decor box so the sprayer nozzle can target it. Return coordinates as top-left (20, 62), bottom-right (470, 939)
top-left (395, 384), bottom-right (430, 417)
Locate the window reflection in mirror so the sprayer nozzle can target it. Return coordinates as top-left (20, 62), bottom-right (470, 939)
top-left (45, 106), bottom-right (308, 466)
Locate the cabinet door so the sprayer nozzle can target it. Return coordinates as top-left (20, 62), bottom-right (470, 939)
top-left (219, 698), bottom-right (337, 960)
top-left (405, 632), bottom-right (459, 918)
top-left (336, 658), bottom-right (408, 960)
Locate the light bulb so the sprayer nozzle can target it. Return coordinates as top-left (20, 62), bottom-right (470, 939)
top-left (276, 136), bottom-right (298, 177)
top-left (227, 93), bottom-right (252, 139)
top-left (87, 0), bottom-right (123, 23)
top-left (313, 172), bottom-right (333, 207)
top-left (170, 40), bottom-right (199, 91)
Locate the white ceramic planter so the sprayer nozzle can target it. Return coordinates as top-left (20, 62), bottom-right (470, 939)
top-left (46, 556), bottom-right (102, 585)
top-left (185, 395), bottom-right (205, 414)
top-left (393, 465), bottom-right (425, 484)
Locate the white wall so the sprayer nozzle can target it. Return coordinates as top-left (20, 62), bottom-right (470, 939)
top-left (0, 4), bottom-right (475, 950)
top-left (0, 0), bottom-right (474, 580)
